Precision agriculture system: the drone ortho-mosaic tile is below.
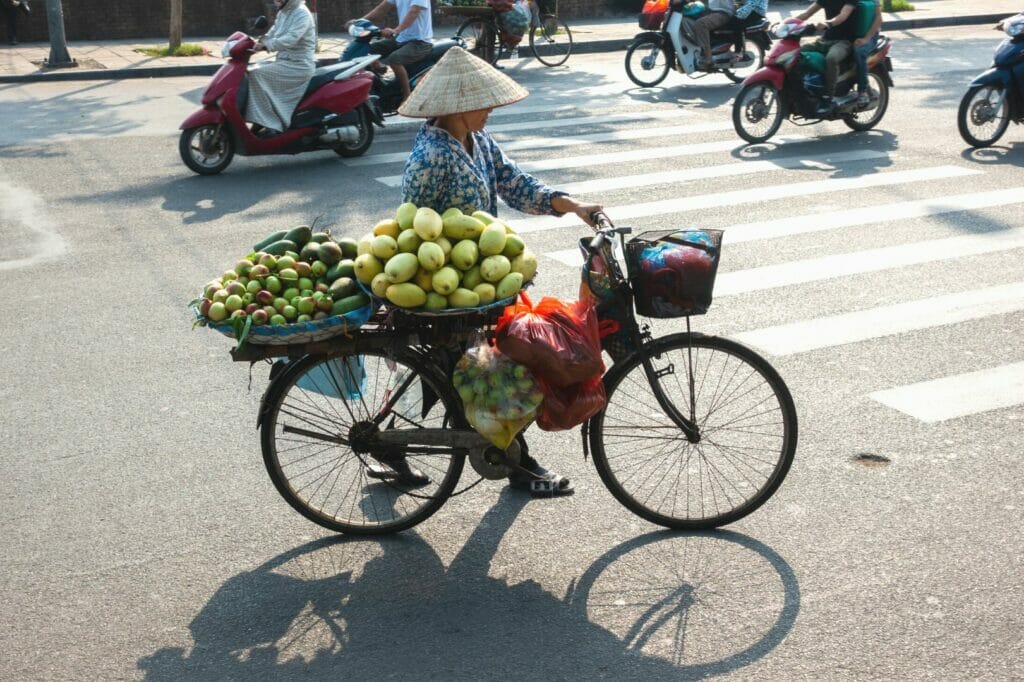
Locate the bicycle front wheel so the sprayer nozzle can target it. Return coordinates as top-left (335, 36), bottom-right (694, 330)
top-left (529, 14), bottom-right (573, 67)
top-left (457, 17), bottom-right (500, 65)
top-left (590, 333), bottom-right (797, 529)
top-left (260, 350), bottom-right (466, 534)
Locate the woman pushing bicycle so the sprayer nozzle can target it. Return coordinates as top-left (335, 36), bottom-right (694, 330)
top-left (396, 46), bottom-right (603, 496)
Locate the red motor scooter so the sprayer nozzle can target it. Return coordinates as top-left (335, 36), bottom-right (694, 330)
top-left (731, 17), bottom-right (894, 144)
top-left (179, 17), bottom-right (385, 175)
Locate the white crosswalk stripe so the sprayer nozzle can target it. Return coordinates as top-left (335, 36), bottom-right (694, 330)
top-left (350, 109), bottom-right (698, 167)
top-left (731, 282), bottom-right (1024, 356)
top-left (869, 362), bottom-right (1024, 423)
top-left (515, 165), bottom-right (981, 233)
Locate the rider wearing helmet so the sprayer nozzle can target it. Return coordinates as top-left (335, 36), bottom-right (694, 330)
top-left (248, 0), bottom-right (316, 135)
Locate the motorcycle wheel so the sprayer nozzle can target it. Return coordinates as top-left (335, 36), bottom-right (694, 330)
top-left (179, 124), bottom-right (234, 175)
top-left (333, 106), bottom-right (374, 158)
top-left (957, 84), bottom-right (1011, 148)
top-left (843, 71), bottom-right (889, 132)
top-left (722, 37), bottom-right (765, 84)
top-left (625, 37), bottom-right (671, 88)
top-left (733, 82), bottom-right (786, 144)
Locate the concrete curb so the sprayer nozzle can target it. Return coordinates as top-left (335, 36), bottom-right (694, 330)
top-left (0, 12), bottom-right (1006, 84)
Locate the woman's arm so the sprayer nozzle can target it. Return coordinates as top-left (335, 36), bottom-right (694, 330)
top-left (488, 135), bottom-right (565, 215)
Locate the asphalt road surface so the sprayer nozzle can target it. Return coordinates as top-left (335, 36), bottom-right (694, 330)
top-left (1, 24), bottom-right (1022, 680)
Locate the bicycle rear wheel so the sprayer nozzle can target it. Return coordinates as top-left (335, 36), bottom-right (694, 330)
top-left (457, 17), bottom-right (500, 65)
top-left (529, 14), bottom-right (572, 67)
top-left (590, 333), bottom-right (797, 529)
top-left (260, 350), bottom-right (466, 534)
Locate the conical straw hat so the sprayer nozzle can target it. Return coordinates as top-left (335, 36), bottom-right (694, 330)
top-left (398, 46), bottom-right (529, 118)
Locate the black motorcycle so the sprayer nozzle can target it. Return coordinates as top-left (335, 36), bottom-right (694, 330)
top-left (340, 20), bottom-right (465, 117)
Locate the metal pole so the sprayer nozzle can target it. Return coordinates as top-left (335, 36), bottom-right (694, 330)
top-left (44, 0), bottom-right (76, 68)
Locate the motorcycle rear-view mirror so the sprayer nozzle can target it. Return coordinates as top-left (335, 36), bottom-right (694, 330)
top-left (253, 16), bottom-right (269, 32)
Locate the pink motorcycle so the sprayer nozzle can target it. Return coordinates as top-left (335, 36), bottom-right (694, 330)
top-left (179, 19), bottom-right (381, 175)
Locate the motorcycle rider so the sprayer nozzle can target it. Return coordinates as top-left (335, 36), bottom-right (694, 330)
top-left (248, 0), bottom-right (316, 136)
top-left (349, 0), bottom-right (433, 104)
top-left (724, 0), bottom-right (770, 61)
top-left (694, 0), bottom-right (736, 70)
top-left (852, 0), bottom-right (881, 108)
top-left (796, 0), bottom-right (858, 112)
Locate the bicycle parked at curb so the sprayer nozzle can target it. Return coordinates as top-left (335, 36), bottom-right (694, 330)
top-left (237, 215), bottom-right (798, 535)
top-left (445, 0), bottom-right (574, 67)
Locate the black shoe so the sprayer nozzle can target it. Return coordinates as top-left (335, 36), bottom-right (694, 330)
top-left (508, 462), bottom-right (574, 498)
top-left (367, 460), bottom-right (431, 487)
top-left (815, 96), bottom-right (835, 117)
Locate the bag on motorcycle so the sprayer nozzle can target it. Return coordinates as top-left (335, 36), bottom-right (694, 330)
top-left (495, 293), bottom-right (604, 388)
top-left (639, 0), bottom-right (669, 29)
top-left (625, 229), bottom-right (723, 318)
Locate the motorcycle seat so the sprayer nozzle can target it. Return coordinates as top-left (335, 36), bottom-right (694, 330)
top-left (304, 61), bottom-right (356, 98)
top-left (430, 38), bottom-right (462, 60)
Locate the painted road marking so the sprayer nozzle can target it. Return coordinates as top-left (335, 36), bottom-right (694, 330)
top-left (731, 282), bottom-right (1024, 356)
top-left (869, 362), bottom-right (1024, 423)
top-left (554, 149), bottom-right (889, 198)
top-left (721, 188), bottom-right (1024, 245)
top-left (515, 165), bottom-right (981, 234)
top-left (715, 227), bottom-right (1024, 295)
top-left (349, 109), bottom-right (698, 167)
top-left (376, 133), bottom-right (811, 184)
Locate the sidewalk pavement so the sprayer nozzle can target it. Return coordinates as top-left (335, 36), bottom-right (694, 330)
top-left (0, 0), bottom-right (1019, 84)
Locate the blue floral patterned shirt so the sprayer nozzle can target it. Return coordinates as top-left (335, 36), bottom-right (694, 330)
top-left (401, 122), bottom-right (564, 217)
top-left (735, 0), bottom-right (769, 19)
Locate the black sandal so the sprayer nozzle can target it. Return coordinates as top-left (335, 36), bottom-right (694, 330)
top-left (508, 464), bottom-right (574, 498)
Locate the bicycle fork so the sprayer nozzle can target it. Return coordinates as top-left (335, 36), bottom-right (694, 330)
top-left (633, 320), bottom-right (702, 444)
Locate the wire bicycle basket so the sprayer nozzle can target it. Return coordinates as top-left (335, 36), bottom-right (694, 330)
top-left (624, 229), bottom-right (723, 318)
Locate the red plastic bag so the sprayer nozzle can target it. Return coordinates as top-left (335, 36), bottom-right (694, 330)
top-left (536, 374), bottom-right (606, 432)
top-left (495, 293), bottom-right (604, 388)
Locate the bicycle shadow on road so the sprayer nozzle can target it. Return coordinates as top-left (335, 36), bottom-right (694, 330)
top-left (137, 491), bottom-right (800, 680)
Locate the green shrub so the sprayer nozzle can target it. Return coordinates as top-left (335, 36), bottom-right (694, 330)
top-left (135, 43), bottom-right (209, 58)
top-left (883, 0), bottom-right (915, 11)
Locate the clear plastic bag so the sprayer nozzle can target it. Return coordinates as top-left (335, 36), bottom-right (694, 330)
top-left (453, 342), bottom-right (543, 449)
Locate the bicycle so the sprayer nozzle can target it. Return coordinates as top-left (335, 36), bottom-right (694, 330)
top-left (243, 215), bottom-right (797, 535)
top-left (453, 0), bottom-right (573, 68)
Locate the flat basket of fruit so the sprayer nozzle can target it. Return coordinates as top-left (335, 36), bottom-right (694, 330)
top-left (352, 202), bottom-right (538, 321)
top-left (191, 224), bottom-right (374, 346)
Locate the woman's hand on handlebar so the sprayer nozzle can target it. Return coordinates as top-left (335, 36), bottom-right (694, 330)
top-left (552, 195), bottom-right (604, 227)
